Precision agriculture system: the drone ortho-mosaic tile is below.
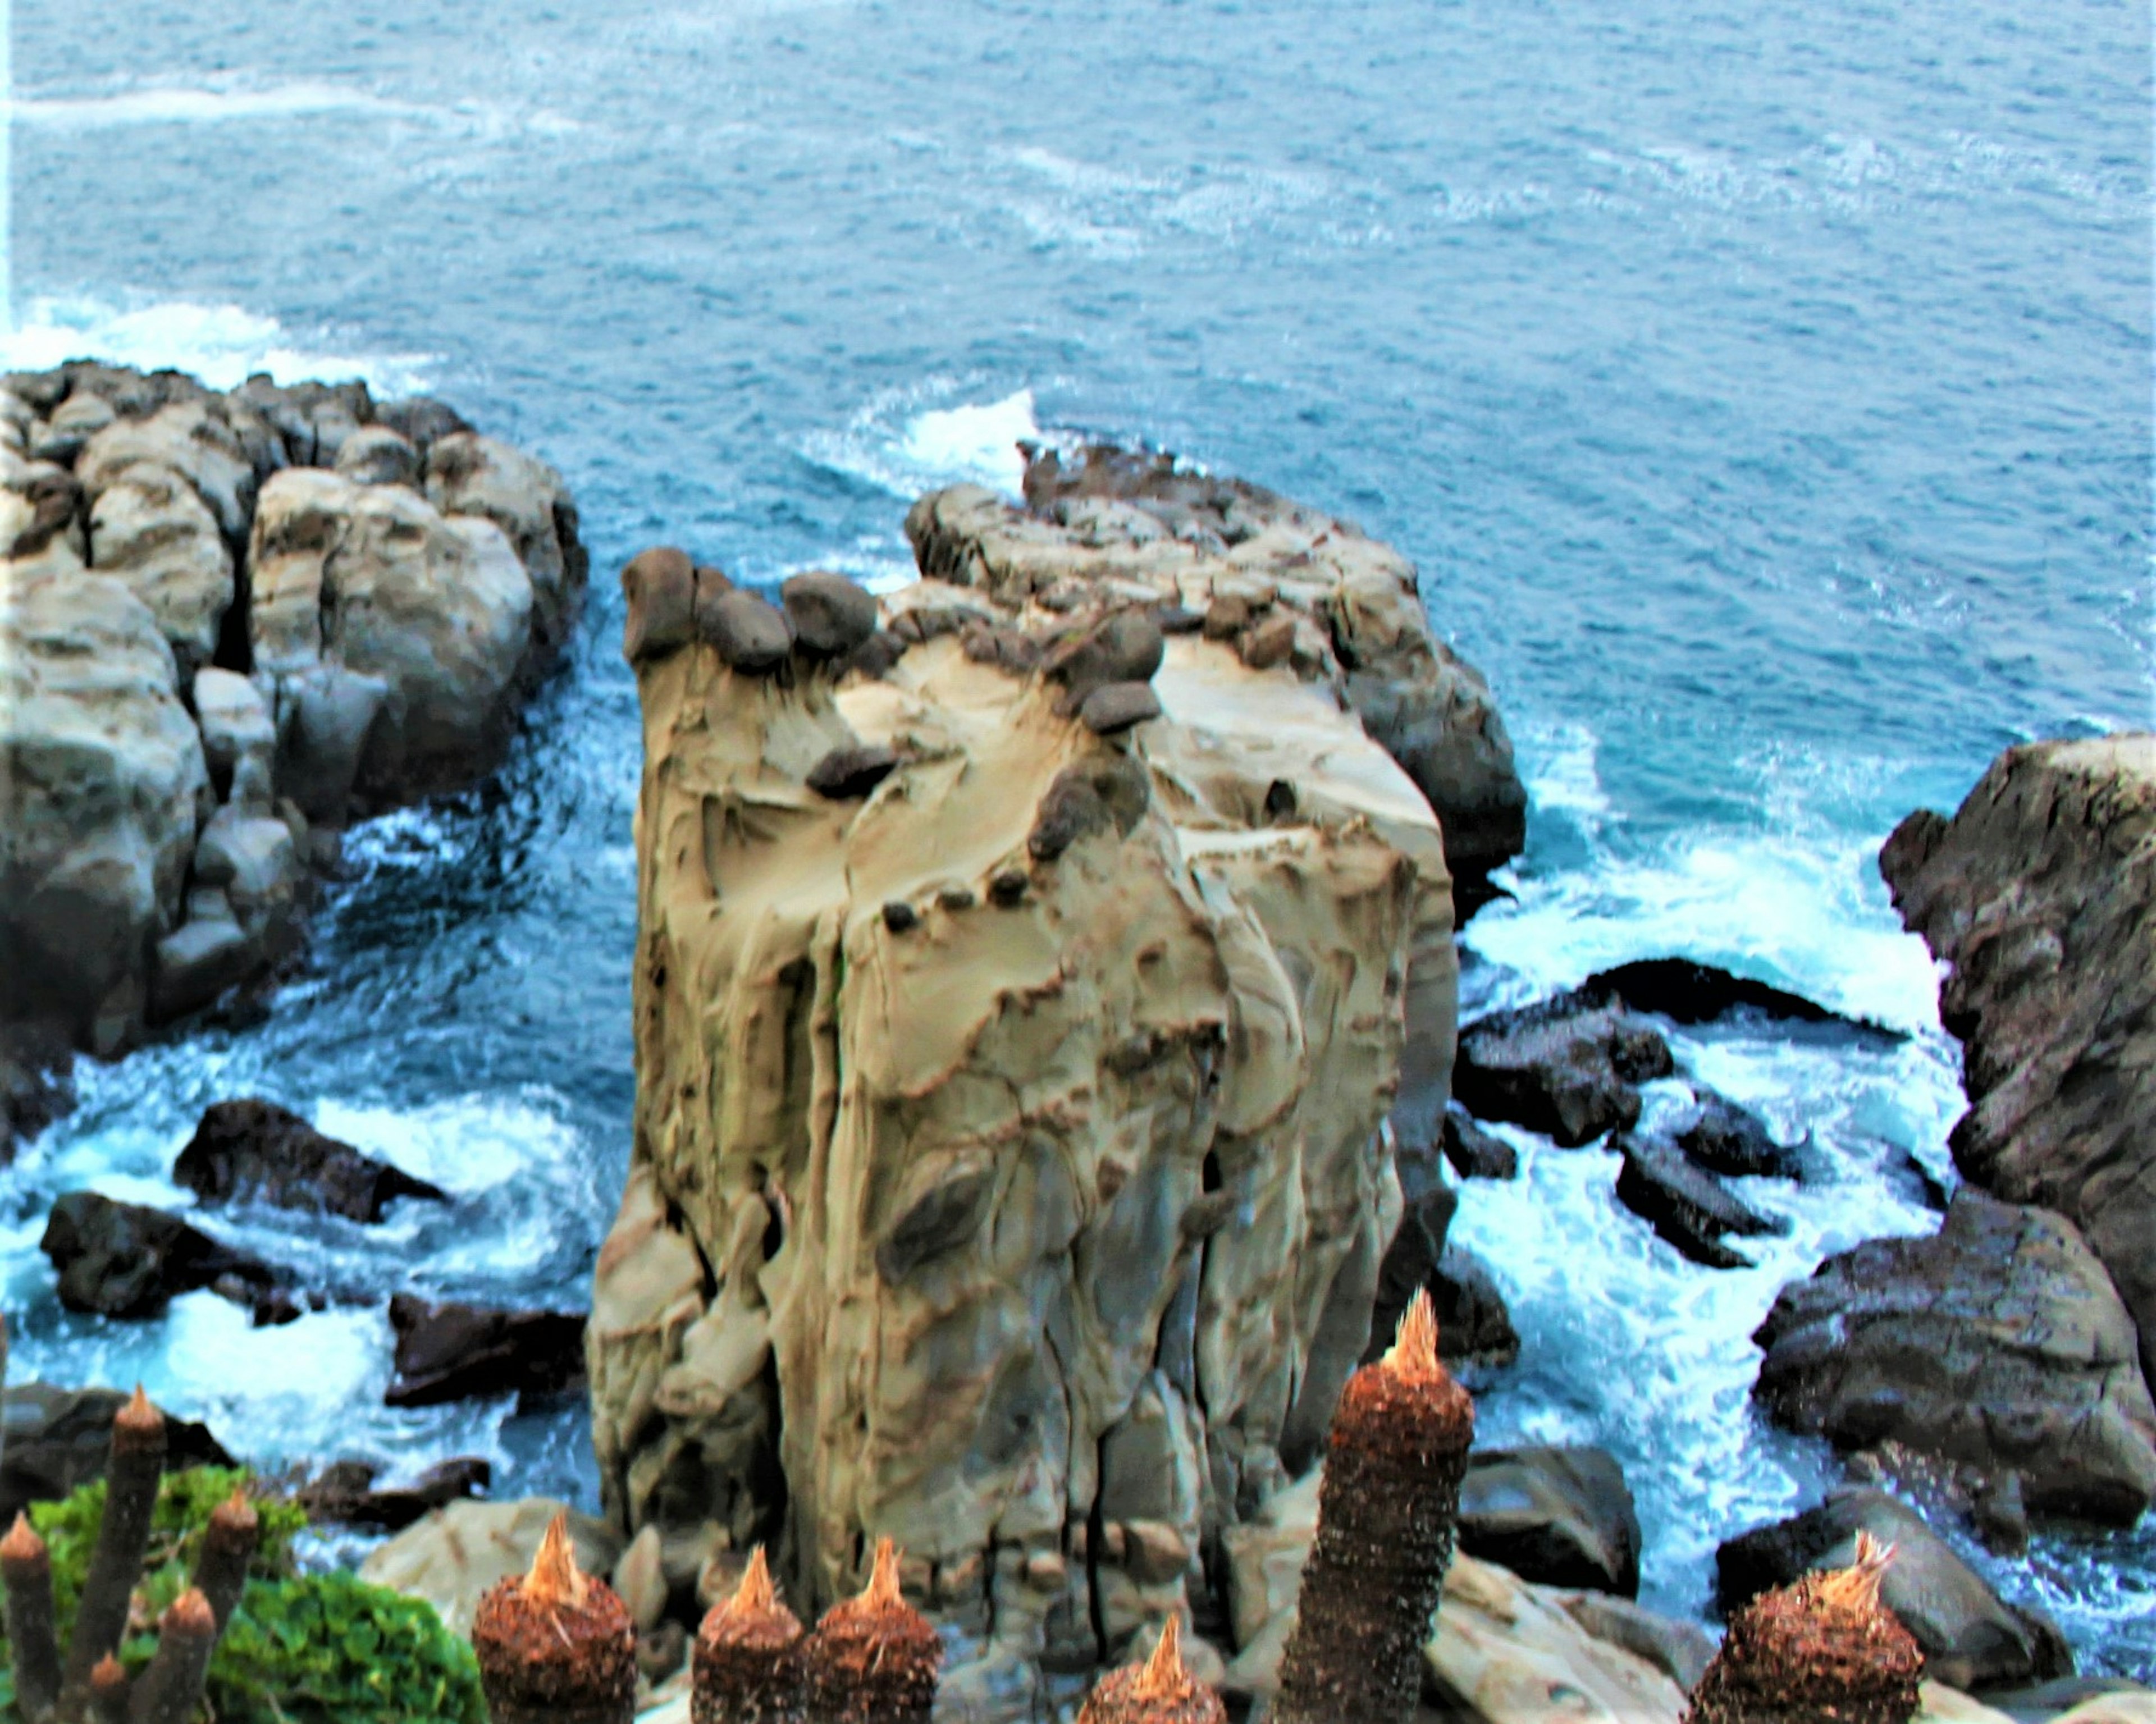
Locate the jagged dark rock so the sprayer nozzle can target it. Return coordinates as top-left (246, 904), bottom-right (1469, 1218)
top-left (39, 1192), bottom-right (291, 1320)
top-left (1454, 990), bottom-right (1673, 1146)
top-left (173, 1097), bottom-right (445, 1222)
top-left (386, 1294), bottom-right (587, 1409)
top-left (1457, 1446), bottom-right (1641, 1598)
top-left (1613, 1131), bottom-right (1787, 1268)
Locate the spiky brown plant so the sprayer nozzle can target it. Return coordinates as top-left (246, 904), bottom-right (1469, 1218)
top-left (471, 1512), bottom-right (638, 1724)
top-left (692, 1545), bottom-right (807, 1724)
top-left (2, 1510), bottom-right (62, 1721)
top-left (1273, 1289), bottom-right (1476, 1724)
top-left (802, 1537), bottom-right (941, 1723)
top-left (60, 1385), bottom-right (167, 1705)
top-left (1688, 1531), bottom-right (1925, 1724)
top-left (1076, 1616), bottom-right (1227, 1724)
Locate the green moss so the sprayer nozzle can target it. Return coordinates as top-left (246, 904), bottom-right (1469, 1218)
top-left (0, 1468), bottom-right (485, 1724)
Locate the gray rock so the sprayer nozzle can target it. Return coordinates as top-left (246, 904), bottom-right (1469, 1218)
top-left (40, 1190), bottom-right (289, 1320)
top-left (192, 667), bottom-right (277, 803)
top-left (151, 916), bottom-right (258, 1022)
top-left (1677, 1090), bottom-right (1807, 1181)
top-left (1459, 1446), bottom-right (1642, 1598)
top-left (1555, 1592), bottom-right (1718, 1692)
top-left (1078, 680), bottom-right (1163, 734)
top-left (0, 1383), bottom-right (233, 1523)
top-left (1716, 1489), bottom-right (2075, 1693)
top-left (701, 589), bottom-right (794, 674)
top-left (174, 1097), bottom-right (446, 1223)
top-left (807, 743), bottom-right (899, 800)
top-left (1753, 1191), bottom-right (2156, 1524)
top-left (386, 1294), bottom-right (586, 1409)
top-left (1614, 1131), bottom-right (1786, 1269)
top-left (621, 546), bottom-right (697, 664)
top-left (1442, 1107), bottom-right (1518, 1179)
top-left (1238, 612), bottom-right (1296, 671)
top-left (372, 396), bottom-right (472, 460)
top-left (1365, 1187), bottom-right (1519, 1370)
top-left (275, 660), bottom-right (389, 825)
top-left (30, 391), bottom-right (116, 464)
top-left (334, 424), bottom-right (421, 487)
top-left (1045, 608), bottom-right (1164, 702)
top-left (1454, 990), bottom-right (1674, 1146)
top-left (781, 570), bottom-right (879, 656)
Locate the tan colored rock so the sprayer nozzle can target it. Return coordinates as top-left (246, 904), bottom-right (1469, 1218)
top-left (88, 465), bottom-right (235, 674)
top-left (600, 467), bottom-right (1460, 1715)
top-left (249, 468), bottom-right (533, 804)
top-left (0, 570), bottom-right (208, 1051)
top-left (1881, 735), bottom-right (2156, 1388)
top-left (358, 1497), bottom-right (623, 1639)
top-left (77, 399), bottom-right (262, 544)
top-left (426, 431), bottom-right (587, 662)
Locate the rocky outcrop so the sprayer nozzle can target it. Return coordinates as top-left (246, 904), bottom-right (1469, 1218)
top-left (1456, 1446), bottom-right (1642, 1599)
top-left (1753, 1191), bottom-right (2156, 1525)
top-left (173, 1096), bottom-right (445, 1222)
top-left (0, 362), bottom-right (585, 1063)
top-left (597, 472), bottom-right (1466, 1714)
top-left (386, 1294), bottom-right (587, 1408)
top-left (38, 1191), bottom-right (293, 1321)
top-left (298, 1456), bottom-right (492, 1531)
top-left (1453, 991), bottom-right (1674, 1146)
top-left (1717, 1490), bottom-right (2073, 1693)
top-left (916, 443), bottom-right (1525, 914)
top-left (0, 1382), bottom-right (232, 1523)
top-left (359, 1497), bottom-right (623, 1639)
top-left (1613, 1131), bottom-right (1787, 1269)
top-left (1879, 736), bottom-right (2156, 1391)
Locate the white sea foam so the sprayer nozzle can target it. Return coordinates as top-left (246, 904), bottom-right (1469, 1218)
top-left (1, 294), bottom-right (437, 396)
top-left (7, 81), bottom-right (420, 130)
top-left (802, 382), bottom-right (1042, 502)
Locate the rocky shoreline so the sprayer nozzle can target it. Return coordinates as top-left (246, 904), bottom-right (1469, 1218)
top-left (1, 401), bottom-right (2151, 1721)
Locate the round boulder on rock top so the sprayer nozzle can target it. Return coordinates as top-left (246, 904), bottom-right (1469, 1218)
top-left (780, 570), bottom-right (879, 657)
top-left (1079, 680), bottom-right (1163, 735)
top-left (1046, 607), bottom-right (1165, 705)
top-left (702, 589), bottom-right (794, 674)
top-left (620, 546), bottom-right (696, 664)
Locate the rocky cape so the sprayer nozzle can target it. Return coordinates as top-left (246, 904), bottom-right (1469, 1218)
top-left (589, 447), bottom-right (1525, 1720)
top-left (0, 362), bottom-right (586, 1059)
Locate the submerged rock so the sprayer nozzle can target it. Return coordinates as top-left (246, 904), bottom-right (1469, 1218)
top-left (1677, 1089), bottom-right (1808, 1181)
top-left (386, 1293), bottom-right (587, 1408)
top-left (1879, 735), bottom-right (2156, 1394)
top-left (1717, 1490), bottom-right (2074, 1693)
top-left (1613, 1131), bottom-right (1787, 1269)
top-left (1454, 991), bottom-right (1674, 1147)
top-left (173, 1097), bottom-right (446, 1222)
top-left (1753, 1191), bottom-right (2156, 1524)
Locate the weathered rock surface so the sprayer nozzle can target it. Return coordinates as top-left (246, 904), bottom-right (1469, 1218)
top-left (173, 1097), bottom-right (446, 1222)
top-left (38, 1190), bottom-right (290, 1320)
top-left (596, 465), bottom-right (1467, 1714)
top-left (1364, 1185), bottom-right (1519, 1371)
top-left (1454, 991), bottom-right (1674, 1146)
top-left (1716, 1489), bottom-right (2074, 1693)
top-left (1753, 1191), bottom-right (2156, 1524)
top-left (1880, 736), bottom-right (2156, 1391)
top-left (1613, 1131), bottom-right (1787, 1269)
top-left (299, 1456), bottom-right (492, 1530)
top-left (1442, 1106), bottom-right (1518, 1180)
top-left (1675, 1089), bottom-right (1807, 1181)
top-left (915, 444), bottom-right (1525, 914)
top-left (1456, 1446), bottom-right (1642, 1598)
top-left (359, 1497), bottom-right (623, 1638)
top-left (0, 1382), bottom-right (233, 1522)
top-left (0, 363), bottom-right (584, 1060)
top-left (387, 1293), bottom-right (587, 1407)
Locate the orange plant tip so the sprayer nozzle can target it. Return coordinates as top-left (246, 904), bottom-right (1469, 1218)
top-left (117, 1384), bottom-right (164, 1431)
top-left (165, 1588), bottom-right (217, 1636)
top-left (1135, 1616), bottom-right (1193, 1702)
top-left (522, 1511), bottom-right (590, 1610)
top-left (732, 1546), bottom-right (778, 1616)
top-left (1814, 1530), bottom-right (1896, 1613)
top-left (213, 1488), bottom-right (260, 1526)
top-left (90, 1654), bottom-right (127, 1689)
top-left (861, 1536), bottom-right (905, 1611)
top-left (1, 1510), bottom-right (47, 1563)
top-left (1382, 1287), bottom-right (1443, 1384)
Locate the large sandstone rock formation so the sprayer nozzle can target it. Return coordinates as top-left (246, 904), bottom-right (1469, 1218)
top-left (594, 465), bottom-right (1478, 1718)
top-left (1880, 736), bottom-right (2156, 1391)
top-left (0, 362), bottom-right (587, 1058)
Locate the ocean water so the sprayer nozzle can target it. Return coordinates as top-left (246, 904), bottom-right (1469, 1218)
top-left (5, 0), bottom-right (2152, 1678)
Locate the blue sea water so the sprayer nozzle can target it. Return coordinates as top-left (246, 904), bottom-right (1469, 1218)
top-left (4, 0), bottom-right (2151, 1678)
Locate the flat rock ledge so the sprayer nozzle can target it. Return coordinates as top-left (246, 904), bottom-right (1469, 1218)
top-left (0, 362), bottom-right (586, 1058)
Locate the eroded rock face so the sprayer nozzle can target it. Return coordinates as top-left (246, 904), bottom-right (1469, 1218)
top-left (1880, 736), bottom-right (2156, 1391)
top-left (1753, 1191), bottom-right (2156, 1525)
top-left (596, 492), bottom-right (1460, 1714)
top-left (0, 363), bottom-right (584, 1062)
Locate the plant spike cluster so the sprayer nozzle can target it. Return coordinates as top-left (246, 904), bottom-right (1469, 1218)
top-left (0, 1314), bottom-right (261, 1724)
top-left (472, 1512), bottom-right (640, 1724)
top-left (1273, 1288), bottom-right (1477, 1724)
top-left (1687, 1531), bottom-right (1926, 1724)
top-left (1076, 1616), bottom-right (1227, 1724)
top-left (692, 1545), bottom-right (806, 1723)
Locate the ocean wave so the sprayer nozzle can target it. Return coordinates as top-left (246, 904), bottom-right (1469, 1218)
top-left (0, 295), bottom-right (437, 396)
top-left (801, 381), bottom-right (1042, 501)
top-left (6, 78), bottom-right (582, 141)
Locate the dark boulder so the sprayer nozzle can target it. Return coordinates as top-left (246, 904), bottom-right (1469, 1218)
top-left (1457, 1446), bottom-right (1642, 1598)
top-left (1753, 1191), bottom-right (2156, 1524)
top-left (700, 589), bottom-right (794, 674)
top-left (1554, 1593), bottom-right (1718, 1693)
top-left (1578, 958), bottom-right (1856, 1028)
top-left (299, 1456), bottom-right (492, 1530)
top-left (1077, 680), bottom-right (1162, 735)
top-left (806, 744), bottom-right (899, 800)
top-left (1676, 1090), bottom-right (1807, 1182)
top-left (1454, 990), bottom-right (1673, 1146)
top-left (172, 1098), bottom-right (446, 1223)
top-left (1613, 1131), bottom-right (1786, 1269)
top-left (0, 1383), bottom-right (233, 1522)
top-left (40, 1191), bottom-right (289, 1320)
top-left (780, 571), bottom-right (878, 657)
top-left (1044, 608), bottom-right (1164, 711)
top-left (1441, 1108), bottom-right (1518, 1180)
top-left (620, 546), bottom-right (696, 664)
top-left (385, 1294), bottom-right (587, 1408)
top-left (1716, 1489), bottom-right (2075, 1693)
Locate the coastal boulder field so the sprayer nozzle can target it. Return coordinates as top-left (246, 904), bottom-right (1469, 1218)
top-left (591, 447), bottom-right (1519, 1718)
top-left (0, 362), bottom-right (587, 1057)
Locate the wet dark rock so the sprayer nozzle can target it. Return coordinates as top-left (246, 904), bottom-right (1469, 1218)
top-left (1028, 757), bottom-right (1150, 862)
top-left (989, 868), bottom-right (1028, 906)
top-left (1614, 1131), bottom-right (1786, 1269)
top-left (1441, 1107), bottom-right (1518, 1180)
top-left (0, 1384), bottom-right (233, 1522)
top-left (806, 743), bottom-right (899, 800)
top-left (300, 1456), bottom-right (492, 1530)
top-left (961, 620), bottom-right (1042, 675)
top-left (881, 900), bottom-right (919, 934)
top-left (1458, 1446), bottom-right (1642, 1598)
top-left (40, 1191), bottom-right (289, 1320)
top-left (1578, 957), bottom-right (1859, 1029)
top-left (1716, 1489), bottom-right (2075, 1693)
top-left (0, 1027), bottom-right (73, 1166)
top-left (842, 629), bottom-right (906, 680)
top-left (385, 1294), bottom-right (587, 1409)
top-left (1366, 1187), bottom-right (1519, 1371)
top-left (1077, 680), bottom-right (1162, 735)
top-left (1753, 1191), bottom-right (2156, 1524)
top-left (173, 1097), bottom-right (446, 1223)
top-left (1453, 990), bottom-right (1674, 1146)
top-left (1044, 608), bottom-right (1163, 705)
top-left (620, 546), bottom-right (697, 664)
top-left (780, 571), bottom-right (879, 657)
top-left (1677, 1089), bottom-right (1807, 1181)
top-left (700, 589), bottom-right (794, 674)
